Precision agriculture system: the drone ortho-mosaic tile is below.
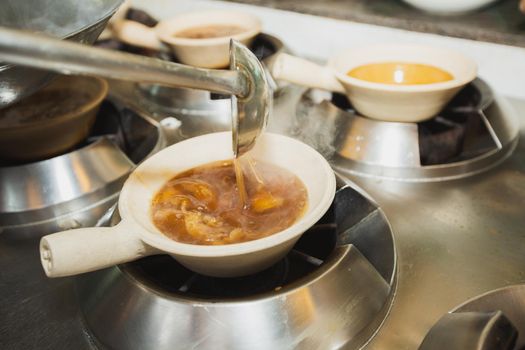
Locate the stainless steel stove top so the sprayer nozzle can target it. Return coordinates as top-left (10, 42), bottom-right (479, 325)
top-left (358, 139), bottom-right (525, 348)
top-left (1, 79), bottom-right (524, 349)
top-left (75, 177), bottom-right (396, 350)
top-left (270, 85), bottom-right (525, 348)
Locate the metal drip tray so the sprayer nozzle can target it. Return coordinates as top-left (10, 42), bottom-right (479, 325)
top-left (0, 100), bottom-right (164, 236)
top-left (77, 177), bottom-right (396, 350)
top-left (291, 79), bottom-right (519, 181)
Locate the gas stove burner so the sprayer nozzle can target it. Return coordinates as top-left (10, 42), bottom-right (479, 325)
top-left (420, 284), bottom-right (525, 350)
top-left (77, 177), bottom-right (396, 350)
top-left (292, 79), bottom-right (519, 182)
top-left (133, 33), bottom-right (283, 115)
top-left (0, 100), bottom-right (165, 237)
top-left (127, 254), bottom-right (291, 298)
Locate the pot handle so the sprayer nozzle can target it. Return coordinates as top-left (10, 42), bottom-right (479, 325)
top-left (40, 221), bottom-right (160, 278)
top-left (112, 20), bottom-right (164, 51)
top-left (270, 53), bottom-right (346, 93)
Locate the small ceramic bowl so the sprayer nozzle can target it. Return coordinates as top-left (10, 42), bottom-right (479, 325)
top-left (271, 44), bottom-right (477, 122)
top-left (40, 132), bottom-right (336, 278)
top-left (113, 11), bottom-right (262, 68)
top-left (0, 75), bottom-right (108, 162)
top-left (157, 11), bottom-right (261, 68)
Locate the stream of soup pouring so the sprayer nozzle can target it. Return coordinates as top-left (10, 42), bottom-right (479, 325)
top-left (233, 158), bottom-right (248, 209)
top-left (151, 158), bottom-right (308, 245)
top-left (233, 156), bottom-right (266, 209)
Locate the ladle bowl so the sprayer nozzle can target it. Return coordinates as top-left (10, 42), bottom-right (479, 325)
top-left (40, 132), bottom-right (336, 278)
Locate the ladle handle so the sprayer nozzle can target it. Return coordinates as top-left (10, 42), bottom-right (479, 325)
top-left (40, 221), bottom-right (159, 278)
top-left (270, 53), bottom-right (345, 93)
top-left (0, 27), bottom-right (248, 96)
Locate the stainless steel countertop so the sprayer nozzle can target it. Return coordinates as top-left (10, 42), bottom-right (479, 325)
top-left (268, 85), bottom-right (525, 348)
top-left (361, 98), bottom-right (525, 349)
top-left (0, 233), bottom-right (94, 349)
top-left (1, 97), bottom-right (524, 349)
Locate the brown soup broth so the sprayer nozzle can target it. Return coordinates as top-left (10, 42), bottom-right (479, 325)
top-left (151, 159), bottom-right (308, 245)
top-left (174, 24), bottom-right (247, 39)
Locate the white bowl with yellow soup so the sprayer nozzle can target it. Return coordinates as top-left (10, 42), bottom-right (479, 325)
top-left (271, 44), bottom-right (477, 122)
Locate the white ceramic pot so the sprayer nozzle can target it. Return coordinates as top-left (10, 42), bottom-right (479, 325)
top-left (270, 44), bottom-right (477, 123)
top-left (113, 11), bottom-right (261, 68)
top-left (401, 0), bottom-right (500, 15)
top-left (40, 132), bottom-right (336, 278)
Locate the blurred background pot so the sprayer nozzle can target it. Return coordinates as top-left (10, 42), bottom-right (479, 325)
top-left (0, 75), bottom-right (108, 162)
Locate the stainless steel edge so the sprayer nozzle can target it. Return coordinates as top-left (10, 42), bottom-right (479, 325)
top-left (0, 138), bottom-right (133, 223)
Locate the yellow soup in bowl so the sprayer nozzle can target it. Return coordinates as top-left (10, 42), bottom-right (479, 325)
top-left (347, 62), bottom-right (453, 85)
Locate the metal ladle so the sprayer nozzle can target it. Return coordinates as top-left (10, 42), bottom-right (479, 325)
top-left (0, 27), bottom-right (271, 157)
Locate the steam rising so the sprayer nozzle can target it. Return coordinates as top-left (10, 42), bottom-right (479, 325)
top-left (1, 0), bottom-right (121, 38)
top-left (272, 89), bottom-right (343, 161)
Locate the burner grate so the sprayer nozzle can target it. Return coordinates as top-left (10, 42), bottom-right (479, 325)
top-left (329, 81), bottom-right (496, 166)
top-left (418, 82), bottom-right (496, 165)
top-left (293, 78), bottom-right (519, 181)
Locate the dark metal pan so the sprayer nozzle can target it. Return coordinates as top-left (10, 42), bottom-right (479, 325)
top-left (0, 0), bottom-right (122, 107)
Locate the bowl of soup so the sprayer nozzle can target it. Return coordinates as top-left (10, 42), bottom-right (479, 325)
top-left (331, 45), bottom-right (477, 122)
top-left (155, 11), bottom-right (261, 68)
top-left (40, 132), bottom-right (336, 278)
top-left (271, 44), bottom-right (477, 122)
